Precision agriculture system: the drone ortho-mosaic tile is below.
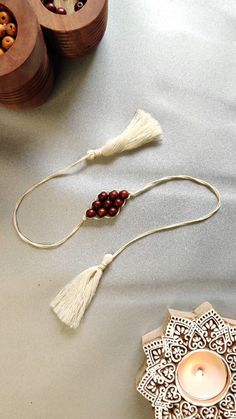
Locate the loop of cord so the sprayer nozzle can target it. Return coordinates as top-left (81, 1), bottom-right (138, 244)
top-left (112, 175), bottom-right (221, 260)
top-left (13, 154), bottom-right (89, 249)
top-left (13, 109), bottom-right (162, 250)
top-left (50, 175), bottom-right (221, 329)
top-left (13, 170), bottom-right (221, 251)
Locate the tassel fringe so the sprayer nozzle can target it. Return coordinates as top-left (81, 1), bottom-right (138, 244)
top-left (51, 254), bottom-right (114, 329)
top-left (86, 109), bottom-right (162, 160)
top-left (50, 109), bottom-right (163, 329)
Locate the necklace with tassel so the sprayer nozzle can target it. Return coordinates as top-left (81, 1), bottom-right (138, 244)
top-left (13, 110), bottom-right (221, 330)
top-left (13, 109), bottom-right (162, 249)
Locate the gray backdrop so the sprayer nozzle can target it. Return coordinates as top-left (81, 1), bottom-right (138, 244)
top-left (1, 1), bottom-right (236, 418)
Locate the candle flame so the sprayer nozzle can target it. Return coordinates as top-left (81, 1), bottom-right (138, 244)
top-left (195, 368), bottom-right (204, 380)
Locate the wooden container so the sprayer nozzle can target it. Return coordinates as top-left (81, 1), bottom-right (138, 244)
top-left (29, 0), bottom-right (108, 58)
top-left (0, 0), bottom-right (54, 109)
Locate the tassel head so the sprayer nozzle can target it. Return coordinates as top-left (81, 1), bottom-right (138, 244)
top-left (86, 109), bottom-right (162, 160)
top-left (51, 254), bottom-right (113, 329)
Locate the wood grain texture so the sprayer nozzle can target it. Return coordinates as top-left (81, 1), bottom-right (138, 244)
top-left (0, 0), bottom-right (54, 109)
top-left (54, 0), bottom-right (76, 15)
top-left (29, 0), bottom-right (108, 57)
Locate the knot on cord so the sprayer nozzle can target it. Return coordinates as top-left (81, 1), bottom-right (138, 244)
top-left (86, 149), bottom-right (103, 160)
top-left (98, 254), bottom-right (114, 271)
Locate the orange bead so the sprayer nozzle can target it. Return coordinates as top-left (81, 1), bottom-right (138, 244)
top-left (6, 22), bottom-right (17, 37)
top-left (2, 35), bottom-right (14, 50)
top-left (0, 23), bottom-right (5, 38)
top-left (0, 47), bottom-right (4, 56)
top-left (0, 11), bottom-right (11, 25)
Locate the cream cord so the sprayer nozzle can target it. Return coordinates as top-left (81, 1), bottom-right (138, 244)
top-left (51, 175), bottom-right (221, 329)
top-left (13, 109), bottom-right (163, 249)
top-left (12, 109), bottom-right (222, 330)
top-left (113, 175), bottom-right (221, 260)
top-left (13, 155), bottom-right (88, 249)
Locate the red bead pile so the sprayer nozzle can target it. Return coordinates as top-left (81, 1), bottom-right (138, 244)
top-left (0, 8), bottom-right (17, 57)
top-left (43, 1), bottom-right (67, 14)
top-left (42, 0), bottom-right (87, 14)
top-left (86, 190), bottom-right (130, 219)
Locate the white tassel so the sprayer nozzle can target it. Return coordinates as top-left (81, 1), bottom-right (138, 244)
top-left (86, 109), bottom-right (162, 160)
top-left (50, 254), bottom-right (114, 329)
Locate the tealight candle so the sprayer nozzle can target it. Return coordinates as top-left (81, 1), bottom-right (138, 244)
top-left (138, 304), bottom-right (236, 418)
top-left (176, 350), bottom-right (231, 406)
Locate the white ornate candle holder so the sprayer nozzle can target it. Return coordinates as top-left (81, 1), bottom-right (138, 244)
top-left (137, 302), bottom-right (236, 418)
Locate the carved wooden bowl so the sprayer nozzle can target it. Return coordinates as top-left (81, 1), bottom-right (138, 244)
top-left (137, 302), bottom-right (236, 419)
top-left (29, 0), bottom-right (108, 58)
top-left (0, 0), bottom-right (54, 109)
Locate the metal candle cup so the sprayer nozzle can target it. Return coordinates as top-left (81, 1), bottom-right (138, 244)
top-left (176, 350), bottom-right (231, 406)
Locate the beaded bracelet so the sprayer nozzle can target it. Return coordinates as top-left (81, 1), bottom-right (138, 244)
top-left (13, 110), bottom-right (221, 330)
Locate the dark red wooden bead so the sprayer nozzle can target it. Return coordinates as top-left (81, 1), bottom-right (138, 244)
top-left (57, 7), bottom-right (67, 14)
top-left (114, 198), bottom-right (124, 208)
top-left (119, 190), bottom-right (129, 200)
top-left (108, 207), bottom-right (118, 217)
top-left (86, 209), bottom-right (96, 218)
top-left (109, 190), bottom-right (119, 201)
top-left (97, 208), bottom-right (107, 218)
top-left (45, 3), bottom-right (56, 12)
top-left (103, 199), bottom-right (112, 209)
top-left (98, 191), bottom-right (108, 201)
top-left (92, 200), bottom-right (102, 210)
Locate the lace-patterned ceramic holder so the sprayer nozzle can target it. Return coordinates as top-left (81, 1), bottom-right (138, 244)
top-left (29, 0), bottom-right (108, 57)
top-left (137, 302), bottom-right (236, 419)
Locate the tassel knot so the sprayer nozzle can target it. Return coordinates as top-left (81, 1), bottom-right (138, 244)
top-left (86, 149), bottom-right (103, 160)
top-left (98, 253), bottom-right (114, 271)
top-left (51, 253), bottom-right (114, 329)
top-left (86, 109), bottom-right (162, 161)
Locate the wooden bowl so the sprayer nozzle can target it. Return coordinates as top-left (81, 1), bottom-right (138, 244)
top-left (0, 0), bottom-right (54, 109)
top-left (29, 0), bottom-right (108, 58)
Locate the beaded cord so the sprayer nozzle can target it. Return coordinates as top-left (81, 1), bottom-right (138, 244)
top-left (50, 175), bottom-right (221, 329)
top-left (13, 109), bottom-right (163, 249)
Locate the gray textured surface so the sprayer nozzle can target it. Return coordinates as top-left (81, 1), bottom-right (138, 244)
top-left (1, 1), bottom-right (236, 418)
